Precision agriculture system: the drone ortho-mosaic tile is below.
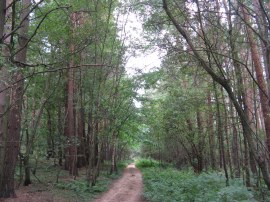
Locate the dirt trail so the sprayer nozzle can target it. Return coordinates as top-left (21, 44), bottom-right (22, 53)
top-left (94, 163), bottom-right (144, 202)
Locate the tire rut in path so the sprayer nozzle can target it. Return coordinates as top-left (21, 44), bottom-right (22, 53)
top-left (94, 163), bottom-right (144, 202)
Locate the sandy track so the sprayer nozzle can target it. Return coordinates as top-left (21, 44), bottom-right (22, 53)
top-left (94, 163), bottom-right (144, 202)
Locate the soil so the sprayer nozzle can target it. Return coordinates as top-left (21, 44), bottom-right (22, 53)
top-left (0, 184), bottom-right (54, 202)
top-left (94, 163), bottom-right (145, 202)
top-left (0, 163), bottom-right (145, 202)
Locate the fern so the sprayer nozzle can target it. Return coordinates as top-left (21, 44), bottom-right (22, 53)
top-left (140, 167), bottom-right (259, 202)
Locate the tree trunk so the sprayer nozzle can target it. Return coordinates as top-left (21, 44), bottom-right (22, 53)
top-left (224, 0), bottom-right (258, 180)
top-left (87, 118), bottom-right (99, 186)
top-left (221, 89), bottom-right (233, 179)
top-left (77, 108), bottom-right (86, 168)
top-left (65, 12), bottom-right (78, 177)
top-left (110, 133), bottom-right (118, 174)
top-left (231, 122), bottom-right (240, 178)
top-left (23, 129), bottom-right (31, 186)
top-left (242, 5), bottom-right (270, 153)
top-left (252, 0), bottom-right (270, 100)
top-left (15, 0), bottom-right (31, 187)
top-left (57, 102), bottom-right (63, 166)
top-left (196, 111), bottom-right (204, 173)
top-left (207, 90), bottom-right (216, 170)
top-left (0, 0), bottom-right (6, 39)
top-left (0, 0), bottom-right (18, 197)
top-left (243, 69), bottom-right (258, 177)
top-left (214, 83), bottom-right (229, 186)
top-left (46, 108), bottom-right (53, 160)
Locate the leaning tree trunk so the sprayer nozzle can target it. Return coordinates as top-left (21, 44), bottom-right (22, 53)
top-left (162, 0), bottom-right (270, 189)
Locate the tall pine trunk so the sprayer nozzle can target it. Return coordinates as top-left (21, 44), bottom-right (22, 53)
top-left (207, 90), bottom-right (216, 170)
top-left (0, 0), bottom-right (30, 196)
top-left (65, 12), bottom-right (78, 177)
top-left (214, 83), bottom-right (229, 186)
top-left (242, 5), bottom-right (270, 153)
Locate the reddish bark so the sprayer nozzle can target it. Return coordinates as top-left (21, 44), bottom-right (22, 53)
top-left (77, 108), bottom-right (86, 168)
top-left (242, 6), bottom-right (270, 153)
top-left (0, 0), bottom-right (31, 196)
top-left (65, 12), bottom-right (78, 176)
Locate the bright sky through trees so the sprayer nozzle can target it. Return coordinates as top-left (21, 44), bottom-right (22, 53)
top-left (121, 11), bottom-right (164, 75)
top-left (118, 9), bottom-right (164, 107)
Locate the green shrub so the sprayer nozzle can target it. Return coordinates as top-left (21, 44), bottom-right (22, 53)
top-left (135, 158), bottom-right (160, 168)
top-left (117, 160), bottom-right (131, 169)
top-left (217, 186), bottom-right (254, 201)
top-left (53, 169), bottom-right (123, 201)
top-left (140, 167), bottom-right (257, 202)
top-left (55, 180), bottom-right (90, 193)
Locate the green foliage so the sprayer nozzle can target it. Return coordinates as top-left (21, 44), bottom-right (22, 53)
top-left (54, 170), bottom-right (122, 201)
top-left (55, 180), bottom-right (91, 193)
top-left (135, 158), bottom-right (160, 168)
top-left (141, 167), bottom-right (256, 202)
top-left (117, 160), bottom-right (133, 169)
top-left (218, 186), bottom-right (254, 202)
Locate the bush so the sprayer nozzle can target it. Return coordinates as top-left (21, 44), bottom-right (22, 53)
top-left (140, 167), bottom-right (257, 202)
top-left (117, 160), bottom-right (133, 169)
top-left (53, 169), bottom-right (123, 201)
top-left (135, 158), bottom-right (160, 168)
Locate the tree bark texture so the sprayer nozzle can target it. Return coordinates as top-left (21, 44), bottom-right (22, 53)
top-left (242, 5), bottom-right (270, 153)
top-left (0, 0), bottom-right (16, 197)
top-left (0, 0), bottom-right (6, 40)
top-left (65, 12), bottom-right (78, 177)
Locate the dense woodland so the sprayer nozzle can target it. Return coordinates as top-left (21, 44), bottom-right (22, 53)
top-left (1, 0), bottom-right (270, 201)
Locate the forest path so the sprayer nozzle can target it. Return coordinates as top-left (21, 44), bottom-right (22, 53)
top-left (94, 163), bottom-right (145, 202)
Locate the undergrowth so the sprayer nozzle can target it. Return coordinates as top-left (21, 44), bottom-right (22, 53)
top-left (15, 159), bottom-right (127, 201)
top-left (135, 158), bottom-right (170, 168)
top-left (53, 170), bottom-right (121, 201)
top-left (136, 159), bottom-right (269, 202)
top-left (135, 158), bottom-right (160, 168)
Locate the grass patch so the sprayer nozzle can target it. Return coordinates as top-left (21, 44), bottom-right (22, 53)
top-left (140, 167), bottom-right (260, 202)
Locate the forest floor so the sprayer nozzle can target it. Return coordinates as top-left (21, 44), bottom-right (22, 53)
top-left (0, 162), bottom-right (144, 202)
top-left (94, 163), bottom-right (145, 202)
